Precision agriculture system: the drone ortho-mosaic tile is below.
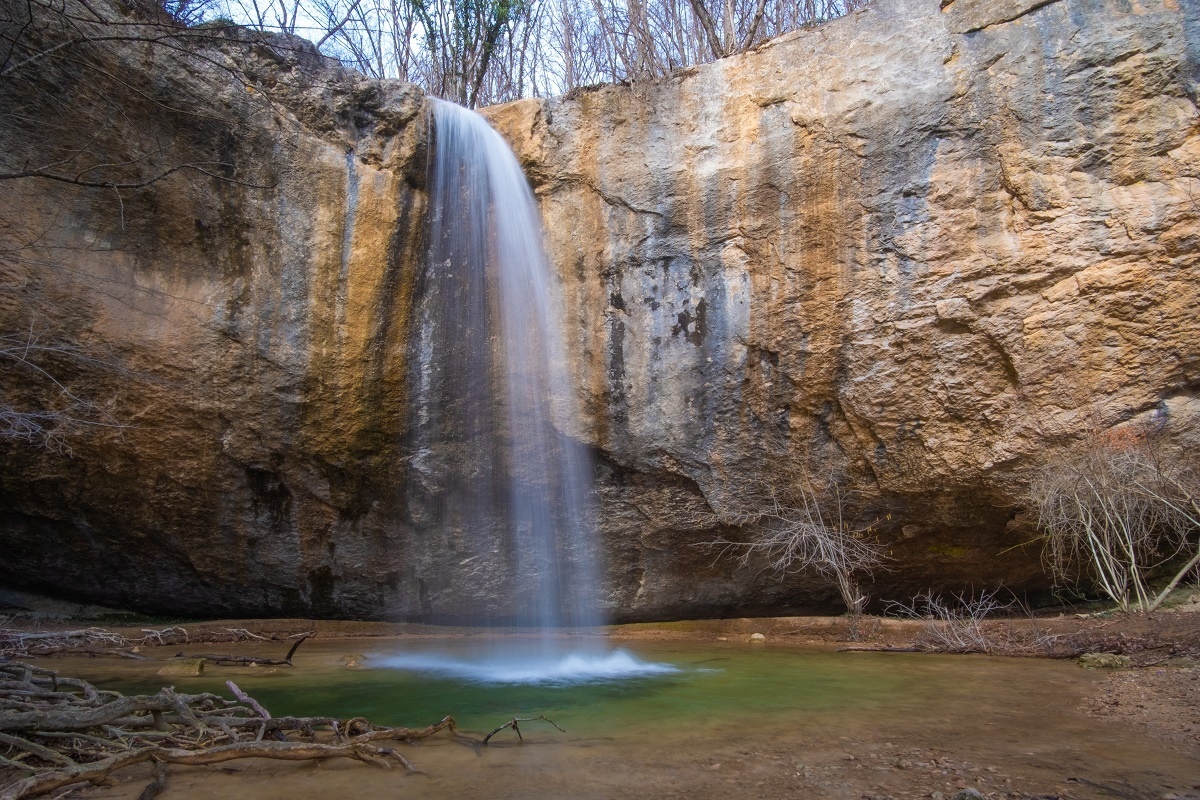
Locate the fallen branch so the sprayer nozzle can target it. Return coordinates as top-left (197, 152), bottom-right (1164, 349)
top-left (175, 634), bottom-right (310, 667)
top-left (224, 682), bottom-right (269, 720)
top-left (139, 628), bottom-right (188, 646)
top-left (0, 662), bottom-right (456, 799)
top-left (482, 715), bottom-right (565, 746)
top-left (342, 715), bottom-right (458, 745)
top-left (836, 646), bottom-right (922, 653)
top-left (224, 629), bottom-right (266, 641)
top-left (0, 626), bottom-right (191, 659)
top-left (1, 739), bottom-right (415, 799)
top-left (0, 625), bottom-right (321, 660)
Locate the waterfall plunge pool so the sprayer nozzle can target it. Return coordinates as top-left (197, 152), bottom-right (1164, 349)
top-left (35, 636), bottom-right (1200, 799)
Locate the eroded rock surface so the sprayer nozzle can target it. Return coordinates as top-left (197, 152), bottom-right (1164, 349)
top-left (0, 1), bottom-right (429, 617)
top-left (1, 0), bottom-right (1197, 619)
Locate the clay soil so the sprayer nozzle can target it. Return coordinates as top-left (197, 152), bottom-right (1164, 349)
top-left (3, 603), bottom-right (1199, 800)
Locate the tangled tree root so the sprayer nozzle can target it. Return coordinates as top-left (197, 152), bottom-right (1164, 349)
top-left (0, 625), bottom-right (315, 660)
top-left (0, 662), bottom-right (457, 799)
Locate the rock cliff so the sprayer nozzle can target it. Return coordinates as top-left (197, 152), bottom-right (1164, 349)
top-left (487, 0), bottom-right (1200, 614)
top-left (1, 0), bottom-right (1196, 619)
top-left (0, 1), bottom-right (430, 617)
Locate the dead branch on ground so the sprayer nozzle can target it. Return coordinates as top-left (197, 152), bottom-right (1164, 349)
top-left (0, 628), bottom-right (142, 660)
top-left (0, 626), bottom-right (313, 660)
top-left (173, 634), bottom-right (310, 666)
top-left (481, 715), bottom-right (565, 745)
top-left (0, 662), bottom-right (457, 799)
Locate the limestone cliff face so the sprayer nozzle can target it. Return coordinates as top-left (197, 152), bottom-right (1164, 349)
top-left (486, 0), bottom-right (1200, 614)
top-left (1, 0), bottom-right (1197, 620)
top-left (0, 5), bottom-right (430, 617)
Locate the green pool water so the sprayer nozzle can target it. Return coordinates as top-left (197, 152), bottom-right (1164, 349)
top-left (220, 642), bottom-right (911, 736)
top-left (32, 637), bottom-right (1200, 800)
top-left (48, 638), bottom-right (1067, 738)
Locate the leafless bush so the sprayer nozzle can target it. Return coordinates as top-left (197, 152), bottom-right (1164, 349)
top-left (886, 590), bottom-right (1063, 656)
top-left (0, 329), bottom-right (127, 454)
top-left (700, 468), bottom-right (885, 614)
top-left (842, 611), bottom-right (881, 642)
top-left (1028, 427), bottom-right (1200, 613)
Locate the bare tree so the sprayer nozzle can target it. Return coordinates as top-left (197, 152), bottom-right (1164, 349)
top-left (699, 465), bottom-right (885, 614)
top-left (222, 0), bottom-right (307, 33)
top-left (0, 329), bottom-right (126, 454)
top-left (1028, 427), bottom-right (1200, 612)
top-left (202, 0), bottom-right (869, 105)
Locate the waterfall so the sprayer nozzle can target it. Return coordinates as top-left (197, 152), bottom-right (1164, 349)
top-left (405, 100), bottom-right (601, 633)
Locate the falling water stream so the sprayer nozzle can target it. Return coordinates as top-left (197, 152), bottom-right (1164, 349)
top-left (401, 100), bottom-right (659, 681)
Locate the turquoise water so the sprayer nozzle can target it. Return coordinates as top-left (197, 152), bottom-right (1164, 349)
top-left (60, 639), bottom-right (946, 737)
top-left (38, 638), bottom-right (1200, 800)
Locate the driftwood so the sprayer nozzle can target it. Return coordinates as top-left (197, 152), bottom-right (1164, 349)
top-left (482, 715), bottom-right (565, 745)
top-left (0, 627), bottom-right (189, 660)
top-left (0, 625), bottom-right (315, 661)
top-left (174, 634), bottom-right (311, 667)
top-left (0, 662), bottom-right (457, 799)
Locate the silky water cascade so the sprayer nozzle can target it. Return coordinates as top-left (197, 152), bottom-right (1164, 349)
top-left (382, 100), bottom-right (672, 683)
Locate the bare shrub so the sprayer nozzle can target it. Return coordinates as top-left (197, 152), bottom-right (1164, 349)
top-left (700, 468), bottom-right (885, 614)
top-left (0, 329), bottom-right (127, 454)
top-left (886, 590), bottom-right (1062, 656)
top-left (1027, 427), bottom-right (1200, 613)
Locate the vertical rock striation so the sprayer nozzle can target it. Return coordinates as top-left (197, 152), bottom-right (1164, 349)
top-left (0, 3), bottom-right (429, 616)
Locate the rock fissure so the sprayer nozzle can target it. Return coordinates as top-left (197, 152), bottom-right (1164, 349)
top-left (944, 0), bottom-right (1067, 36)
